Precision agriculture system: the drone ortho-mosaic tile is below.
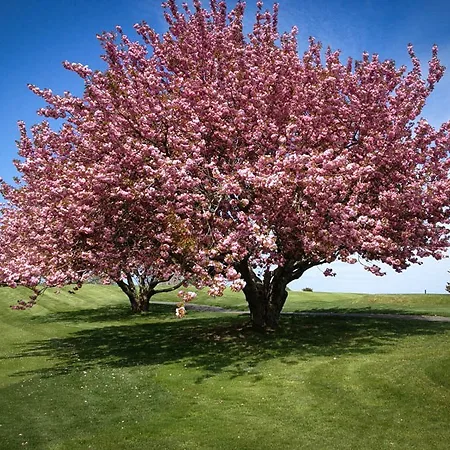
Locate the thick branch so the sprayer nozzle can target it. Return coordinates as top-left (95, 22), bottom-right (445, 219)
top-left (116, 278), bottom-right (132, 297)
top-left (154, 279), bottom-right (184, 294)
top-left (236, 258), bottom-right (263, 286)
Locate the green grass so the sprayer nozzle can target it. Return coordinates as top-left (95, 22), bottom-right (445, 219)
top-left (285, 291), bottom-right (450, 317)
top-left (175, 287), bottom-right (450, 317)
top-left (1, 285), bottom-right (450, 449)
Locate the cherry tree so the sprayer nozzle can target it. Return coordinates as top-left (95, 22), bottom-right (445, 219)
top-left (0, 119), bottom-right (187, 312)
top-left (1, 0), bottom-right (450, 329)
top-left (153, 1), bottom-right (450, 329)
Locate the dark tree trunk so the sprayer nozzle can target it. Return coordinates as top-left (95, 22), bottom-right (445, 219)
top-left (237, 259), bottom-right (310, 330)
top-left (116, 272), bottom-right (184, 313)
top-left (117, 275), bottom-right (155, 313)
top-left (241, 269), bottom-right (289, 330)
top-left (129, 288), bottom-right (154, 313)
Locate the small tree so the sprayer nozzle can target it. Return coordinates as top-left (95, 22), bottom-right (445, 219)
top-left (0, 172), bottom-right (185, 312)
top-left (1, 1), bottom-right (449, 328)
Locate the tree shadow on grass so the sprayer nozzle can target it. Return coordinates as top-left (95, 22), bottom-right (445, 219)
top-left (31, 302), bottom-right (175, 324)
top-left (293, 307), bottom-right (450, 318)
top-left (10, 313), bottom-right (450, 382)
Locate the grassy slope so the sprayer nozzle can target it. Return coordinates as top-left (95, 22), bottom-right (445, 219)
top-left (0, 286), bottom-right (449, 449)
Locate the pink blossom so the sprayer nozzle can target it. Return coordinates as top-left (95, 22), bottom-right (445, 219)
top-left (175, 306), bottom-right (186, 318)
top-left (0, 1), bottom-right (449, 326)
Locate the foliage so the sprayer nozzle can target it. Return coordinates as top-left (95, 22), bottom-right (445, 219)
top-left (302, 287), bottom-right (313, 292)
top-left (0, 1), bottom-right (449, 327)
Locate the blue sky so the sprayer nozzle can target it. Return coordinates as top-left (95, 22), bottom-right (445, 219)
top-left (1, 0), bottom-right (449, 293)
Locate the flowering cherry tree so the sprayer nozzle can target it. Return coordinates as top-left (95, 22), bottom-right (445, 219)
top-left (0, 128), bottom-right (187, 313)
top-left (1, 0), bottom-right (450, 328)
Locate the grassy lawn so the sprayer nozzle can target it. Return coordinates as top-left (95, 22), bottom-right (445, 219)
top-left (1, 285), bottom-right (450, 449)
top-left (178, 287), bottom-right (450, 317)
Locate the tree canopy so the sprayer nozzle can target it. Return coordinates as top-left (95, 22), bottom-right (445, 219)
top-left (1, 0), bottom-right (449, 328)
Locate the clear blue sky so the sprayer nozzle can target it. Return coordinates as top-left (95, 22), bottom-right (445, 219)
top-left (1, 0), bottom-right (449, 294)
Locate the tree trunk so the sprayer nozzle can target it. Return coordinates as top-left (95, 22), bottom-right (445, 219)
top-left (116, 272), bottom-right (184, 313)
top-left (236, 262), bottom-right (289, 330)
top-left (237, 259), bottom-right (309, 331)
top-left (122, 284), bottom-right (155, 313)
top-left (129, 288), bottom-right (154, 313)
top-left (244, 285), bottom-right (288, 330)
top-left (116, 275), bottom-right (155, 313)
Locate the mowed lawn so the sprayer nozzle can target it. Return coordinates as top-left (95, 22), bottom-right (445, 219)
top-left (1, 286), bottom-right (450, 449)
top-left (178, 287), bottom-right (450, 317)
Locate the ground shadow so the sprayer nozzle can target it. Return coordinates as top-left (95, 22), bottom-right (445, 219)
top-left (11, 313), bottom-right (450, 381)
top-left (31, 302), bottom-right (175, 324)
top-left (294, 307), bottom-right (450, 318)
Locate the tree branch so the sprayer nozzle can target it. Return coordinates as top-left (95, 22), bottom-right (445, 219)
top-left (154, 279), bottom-right (184, 294)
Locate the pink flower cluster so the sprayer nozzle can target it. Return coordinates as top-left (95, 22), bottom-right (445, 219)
top-left (177, 290), bottom-right (197, 303)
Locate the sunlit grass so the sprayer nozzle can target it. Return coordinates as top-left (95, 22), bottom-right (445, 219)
top-left (1, 286), bottom-right (449, 449)
top-left (156, 285), bottom-right (450, 317)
